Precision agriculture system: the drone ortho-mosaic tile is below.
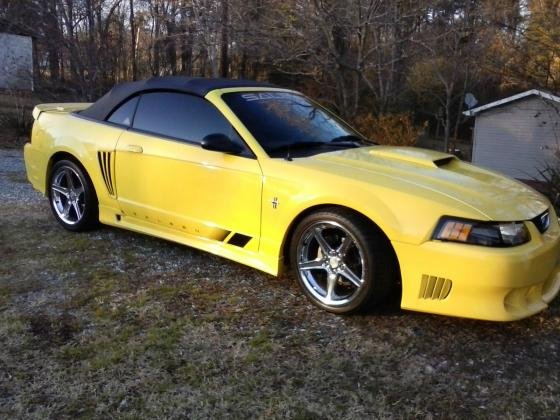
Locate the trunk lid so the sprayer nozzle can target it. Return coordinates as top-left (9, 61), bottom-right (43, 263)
top-left (32, 103), bottom-right (92, 120)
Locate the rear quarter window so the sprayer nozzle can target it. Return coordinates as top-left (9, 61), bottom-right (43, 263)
top-left (107, 96), bottom-right (139, 127)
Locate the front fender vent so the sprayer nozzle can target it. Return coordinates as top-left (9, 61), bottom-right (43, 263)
top-left (97, 151), bottom-right (115, 196)
top-left (419, 274), bottom-right (452, 300)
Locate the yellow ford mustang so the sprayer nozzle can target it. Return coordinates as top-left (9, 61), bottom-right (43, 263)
top-left (24, 77), bottom-right (560, 320)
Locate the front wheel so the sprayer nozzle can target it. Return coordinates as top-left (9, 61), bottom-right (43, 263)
top-left (48, 159), bottom-right (98, 231)
top-left (290, 208), bottom-right (396, 314)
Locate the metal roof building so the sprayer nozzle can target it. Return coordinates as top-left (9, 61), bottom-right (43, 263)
top-left (464, 89), bottom-right (560, 181)
top-left (0, 32), bottom-right (34, 91)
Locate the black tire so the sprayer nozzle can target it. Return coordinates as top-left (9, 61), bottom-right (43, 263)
top-left (48, 159), bottom-right (99, 231)
top-left (290, 208), bottom-right (396, 314)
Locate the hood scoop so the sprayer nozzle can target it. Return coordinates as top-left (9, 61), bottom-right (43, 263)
top-left (432, 156), bottom-right (456, 167)
top-left (369, 147), bottom-right (457, 169)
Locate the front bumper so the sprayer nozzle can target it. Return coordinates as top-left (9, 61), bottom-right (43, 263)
top-left (394, 216), bottom-right (560, 321)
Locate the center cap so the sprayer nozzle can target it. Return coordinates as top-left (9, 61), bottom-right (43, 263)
top-left (329, 256), bottom-right (341, 269)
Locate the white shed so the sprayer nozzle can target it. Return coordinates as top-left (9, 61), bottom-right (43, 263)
top-left (464, 89), bottom-right (560, 181)
top-left (0, 32), bottom-right (34, 91)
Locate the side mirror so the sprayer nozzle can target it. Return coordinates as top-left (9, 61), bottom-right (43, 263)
top-left (201, 133), bottom-right (244, 155)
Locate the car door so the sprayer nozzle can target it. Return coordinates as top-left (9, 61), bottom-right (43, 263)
top-left (114, 91), bottom-right (263, 248)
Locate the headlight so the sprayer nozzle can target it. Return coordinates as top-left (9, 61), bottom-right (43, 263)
top-left (433, 217), bottom-right (530, 247)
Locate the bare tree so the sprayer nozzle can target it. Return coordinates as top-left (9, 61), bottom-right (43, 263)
top-left (219, 0), bottom-right (228, 77)
top-left (129, 0), bottom-right (137, 80)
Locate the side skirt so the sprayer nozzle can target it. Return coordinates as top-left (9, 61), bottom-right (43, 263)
top-left (99, 205), bottom-right (280, 276)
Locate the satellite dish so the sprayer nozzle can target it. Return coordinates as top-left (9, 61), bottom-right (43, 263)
top-left (465, 93), bottom-right (478, 109)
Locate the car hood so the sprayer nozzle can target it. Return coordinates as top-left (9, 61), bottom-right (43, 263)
top-left (308, 146), bottom-right (549, 221)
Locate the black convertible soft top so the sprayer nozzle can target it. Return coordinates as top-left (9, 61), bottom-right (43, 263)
top-left (80, 76), bottom-right (276, 121)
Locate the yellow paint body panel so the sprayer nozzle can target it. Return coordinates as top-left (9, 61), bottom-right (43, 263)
top-left (114, 130), bottom-right (262, 250)
top-left (23, 87), bottom-right (560, 321)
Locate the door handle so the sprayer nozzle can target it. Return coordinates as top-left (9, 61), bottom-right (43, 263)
top-left (124, 144), bottom-right (143, 153)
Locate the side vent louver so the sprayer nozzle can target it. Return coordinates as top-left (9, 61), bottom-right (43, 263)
top-left (227, 233), bottom-right (252, 248)
top-left (419, 274), bottom-right (452, 300)
top-left (97, 151), bottom-right (115, 196)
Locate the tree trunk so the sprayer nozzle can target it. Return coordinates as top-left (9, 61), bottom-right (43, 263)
top-left (239, 51), bottom-right (247, 78)
top-left (219, 0), bottom-right (229, 78)
top-left (166, 19), bottom-right (178, 74)
top-left (454, 69), bottom-right (470, 142)
top-left (153, 1), bottom-right (161, 76)
top-left (444, 88), bottom-right (452, 153)
top-left (46, 0), bottom-right (60, 82)
top-left (130, 0), bottom-right (137, 80)
top-left (85, 0), bottom-right (96, 91)
top-left (180, 1), bottom-right (194, 74)
top-left (58, 0), bottom-right (84, 92)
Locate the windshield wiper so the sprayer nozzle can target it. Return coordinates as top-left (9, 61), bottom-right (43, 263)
top-left (269, 140), bottom-right (362, 160)
top-left (330, 134), bottom-right (366, 144)
top-left (268, 141), bottom-right (327, 153)
top-left (269, 141), bottom-right (327, 160)
top-left (271, 140), bottom-right (363, 153)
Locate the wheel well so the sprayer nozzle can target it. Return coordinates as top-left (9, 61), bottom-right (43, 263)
top-left (46, 152), bottom-right (94, 196)
top-left (282, 205), bottom-right (401, 281)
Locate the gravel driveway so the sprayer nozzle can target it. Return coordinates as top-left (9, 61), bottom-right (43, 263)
top-left (1, 148), bottom-right (560, 418)
top-left (0, 149), bottom-right (43, 205)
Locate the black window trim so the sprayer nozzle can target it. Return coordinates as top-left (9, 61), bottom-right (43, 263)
top-left (128, 126), bottom-right (200, 146)
top-left (129, 89), bottom-right (257, 159)
top-left (75, 89), bottom-right (256, 159)
top-left (126, 124), bottom-right (256, 160)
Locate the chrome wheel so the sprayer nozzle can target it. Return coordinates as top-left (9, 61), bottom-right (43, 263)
top-left (50, 165), bottom-right (85, 225)
top-left (296, 220), bottom-right (366, 307)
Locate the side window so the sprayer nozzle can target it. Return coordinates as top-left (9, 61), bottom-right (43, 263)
top-left (107, 96), bottom-right (139, 127)
top-left (132, 92), bottom-right (249, 154)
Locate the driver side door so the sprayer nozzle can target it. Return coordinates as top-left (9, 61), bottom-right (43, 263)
top-left (113, 91), bottom-right (263, 249)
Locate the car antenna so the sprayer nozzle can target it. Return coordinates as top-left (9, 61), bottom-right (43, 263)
top-left (285, 144), bottom-right (293, 161)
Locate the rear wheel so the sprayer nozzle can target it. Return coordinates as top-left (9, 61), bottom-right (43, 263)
top-left (48, 159), bottom-right (98, 231)
top-left (290, 208), bottom-right (395, 314)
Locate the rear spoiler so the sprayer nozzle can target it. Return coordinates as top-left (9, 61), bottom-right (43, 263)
top-left (32, 103), bottom-right (93, 120)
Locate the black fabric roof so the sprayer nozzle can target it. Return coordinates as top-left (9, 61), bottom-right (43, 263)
top-left (80, 76), bottom-right (276, 121)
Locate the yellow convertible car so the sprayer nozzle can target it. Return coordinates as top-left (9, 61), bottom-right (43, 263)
top-left (24, 77), bottom-right (560, 320)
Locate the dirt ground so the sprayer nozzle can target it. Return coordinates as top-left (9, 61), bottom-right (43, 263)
top-left (1, 148), bottom-right (559, 418)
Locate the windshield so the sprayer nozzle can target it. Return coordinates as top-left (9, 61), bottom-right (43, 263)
top-left (222, 91), bottom-right (365, 157)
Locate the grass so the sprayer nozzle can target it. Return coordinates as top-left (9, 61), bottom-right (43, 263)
top-left (1, 149), bottom-right (560, 418)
